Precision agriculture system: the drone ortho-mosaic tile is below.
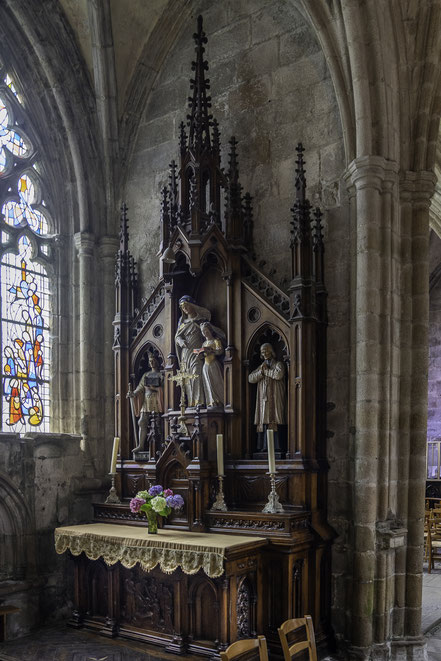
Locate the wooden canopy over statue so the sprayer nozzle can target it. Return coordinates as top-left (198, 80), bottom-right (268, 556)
top-left (75, 15), bottom-right (333, 656)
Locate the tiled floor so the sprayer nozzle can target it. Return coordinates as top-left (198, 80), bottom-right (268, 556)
top-left (0, 626), bottom-right (190, 661)
top-left (1, 569), bottom-right (441, 661)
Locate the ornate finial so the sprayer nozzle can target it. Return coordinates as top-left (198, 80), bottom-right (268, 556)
top-left (228, 136), bottom-right (239, 182)
top-left (243, 192), bottom-right (254, 245)
top-left (187, 15), bottom-right (212, 152)
top-left (119, 202), bottom-right (129, 252)
top-left (179, 121), bottom-right (187, 153)
top-left (169, 161), bottom-right (178, 224)
top-left (160, 186), bottom-right (169, 222)
top-left (295, 143), bottom-right (306, 202)
top-left (212, 118), bottom-right (220, 155)
top-left (312, 207), bottom-right (324, 249)
top-left (189, 177), bottom-right (197, 211)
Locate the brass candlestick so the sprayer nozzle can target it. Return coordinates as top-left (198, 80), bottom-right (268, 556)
top-left (210, 475), bottom-right (228, 512)
top-left (262, 472), bottom-right (284, 513)
top-left (105, 472), bottom-right (121, 504)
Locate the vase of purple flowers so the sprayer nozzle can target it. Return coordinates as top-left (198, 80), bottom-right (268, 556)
top-left (129, 485), bottom-right (184, 533)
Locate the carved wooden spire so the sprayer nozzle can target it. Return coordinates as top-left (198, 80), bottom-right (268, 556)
top-left (119, 202), bottom-right (129, 255)
top-left (187, 15), bottom-right (212, 153)
top-left (159, 14), bottom-right (255, 265)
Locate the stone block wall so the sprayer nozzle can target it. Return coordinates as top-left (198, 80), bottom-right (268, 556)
top-left (0, 433), bottom-right (105, 639)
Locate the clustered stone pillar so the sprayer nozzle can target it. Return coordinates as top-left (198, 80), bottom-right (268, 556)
top-left (401, 172), bottom-right (437, 648)
top-left (74, 231), bottom-right (97, 473)
top-left (344, 158), bottom-right (435, 659)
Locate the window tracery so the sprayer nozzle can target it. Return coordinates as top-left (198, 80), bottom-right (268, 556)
top-left (0, 64), bottom-right (52, 432)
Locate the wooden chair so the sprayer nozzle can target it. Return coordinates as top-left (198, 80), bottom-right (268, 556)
top-left (424, 510), bottom-right (441, 574)
top-left (220, 636), bottom-right (269, 661)
top-left (278, 615), bottom-right (317, 661)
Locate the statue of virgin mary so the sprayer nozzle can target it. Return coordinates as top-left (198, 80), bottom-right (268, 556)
top-left (175, 295), bottom-right (225, 408)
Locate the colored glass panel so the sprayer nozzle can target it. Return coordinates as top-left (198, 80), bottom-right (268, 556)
top-left (0, 94), bottom-right (30, 175)
top-left (2, 173), bottom-right (49, 235)
top-left (5, 74), bottom-right (19, 98)
top-left (1, 236), bottom-right (51, 432)
top-left (0, 72), bottom-right (52, 433)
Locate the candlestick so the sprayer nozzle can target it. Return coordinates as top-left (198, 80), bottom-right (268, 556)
top-left (105, 472), bottom-right (121, 504)
top-left (216, 434), bottom-right (224, 476)
top-left (262, 472), bottom-right (285, 513)
top-left (110, 437), bottom-right (120, 474)
top-left (210, 475), bottom-right (228, 512)
top-left (267, 429), bottom-right (276, 474)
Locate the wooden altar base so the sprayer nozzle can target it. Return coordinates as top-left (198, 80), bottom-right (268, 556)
top-left (56, 524), bottom-right (268, 658)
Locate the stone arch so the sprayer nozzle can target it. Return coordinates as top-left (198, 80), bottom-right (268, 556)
top-left (0, 472), bottom-right (35, 581)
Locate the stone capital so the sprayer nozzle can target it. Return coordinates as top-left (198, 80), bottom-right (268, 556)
top-left (344, 155), bottom-right (399, 194)
top-left (97, 235), bottom-right (119, 261)
top-left (400, 170), bottom-right (437, 208)
top-left (74, 231), bottom-right (95, 257)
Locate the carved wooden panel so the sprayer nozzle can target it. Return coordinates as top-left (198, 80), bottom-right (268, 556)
top-left (123, 472), bottom-right (145, 498)
top-left (120, 566), bottom-right (174, 633)
top-left (293, 559), bottom-right (304, 619)
top-left (85, 560), bottom-right (108, 618)
top-left (234, 474), bottom-right (289, 504)
top-left (189, 578), bottom-right (219, 643)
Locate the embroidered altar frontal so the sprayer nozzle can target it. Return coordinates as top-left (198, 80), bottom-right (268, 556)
top-left (55, 523), bottom-right (266, 578)
top-left (56, 523), bottom-right (268, 655)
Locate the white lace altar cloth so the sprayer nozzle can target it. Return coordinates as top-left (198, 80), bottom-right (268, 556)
top-left (55, 523), bottom-right (266, 578)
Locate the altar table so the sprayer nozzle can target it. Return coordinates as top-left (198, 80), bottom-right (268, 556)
top-left (55, 523), bottom-right (267, 655)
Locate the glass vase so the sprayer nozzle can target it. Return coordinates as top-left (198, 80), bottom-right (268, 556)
top-left (146, 510), bottom-right (158, 534)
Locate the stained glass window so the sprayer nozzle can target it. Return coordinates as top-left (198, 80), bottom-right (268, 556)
top-left (0, 68), bottom-right (52, 433)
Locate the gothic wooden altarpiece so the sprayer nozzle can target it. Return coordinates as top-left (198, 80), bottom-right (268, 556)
top-left (72, 16), bottom-right (333, 657)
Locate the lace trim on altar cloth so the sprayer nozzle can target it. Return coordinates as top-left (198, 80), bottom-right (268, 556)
top-left (54, 529), bottom-right (225, 577)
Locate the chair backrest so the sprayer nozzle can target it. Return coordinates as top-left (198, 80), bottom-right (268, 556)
top-left (278, 615), bottom-right (317, 661)
top-left (220, 635), bottom-right (269, 661)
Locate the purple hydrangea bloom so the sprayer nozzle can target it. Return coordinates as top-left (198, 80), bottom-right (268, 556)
top-left (167, 494), bottom-right (184, 510)
top-left (163, 489), bottom-right (173, 498)
top-left (129, 497), bottom-right (145, 513)
top-left (149, 485), bottom-right (163, 496)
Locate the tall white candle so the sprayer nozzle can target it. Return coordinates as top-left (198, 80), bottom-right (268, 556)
top-left (216, 434), bottom-right (224, 476)
top-left (267, 430), bottom-right (276, 474)
top-left (110, 437), bottom-right (120, 474)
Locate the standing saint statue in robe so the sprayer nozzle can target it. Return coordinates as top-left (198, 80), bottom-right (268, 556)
top-left (248, 342), bottom-right (286, 451)
top-left (174, 296), bottom-right (225, 408)
top-left (198, 321), bottom-right (224, 408)
top-left (127, 353), bottom-right (163, 453)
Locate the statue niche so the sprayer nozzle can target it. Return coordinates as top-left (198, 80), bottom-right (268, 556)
top-left (175, 295), bottom-right (226, 409)
top-left (247, 327), bottom-right (288, 457)
top-left (129, 344), bottom-right (164, 458)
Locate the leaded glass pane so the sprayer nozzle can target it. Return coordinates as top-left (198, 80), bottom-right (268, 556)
top-left (0, 70), bottom-right (52, 434)
top-left (1, 235), bottom-right (51, 432)
top-left (2, 173), bottom-right (49, 235)
top-left (0, 94), bottom-right (30, 175)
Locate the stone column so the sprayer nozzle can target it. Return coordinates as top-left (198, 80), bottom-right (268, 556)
top-left (344, 156), bottom-right (399, 655)
top-left (344, 158), bottom-right (435, 659)
top-left (98, 236), bottom-right (119, 473)
top-left (400, 171), bottom-right (436, 652)
top-left (74, 231), bottom-right (96, 473)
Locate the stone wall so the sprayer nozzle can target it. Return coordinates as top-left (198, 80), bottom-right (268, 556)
top-left (0, 433), bottom-right (105, 639)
